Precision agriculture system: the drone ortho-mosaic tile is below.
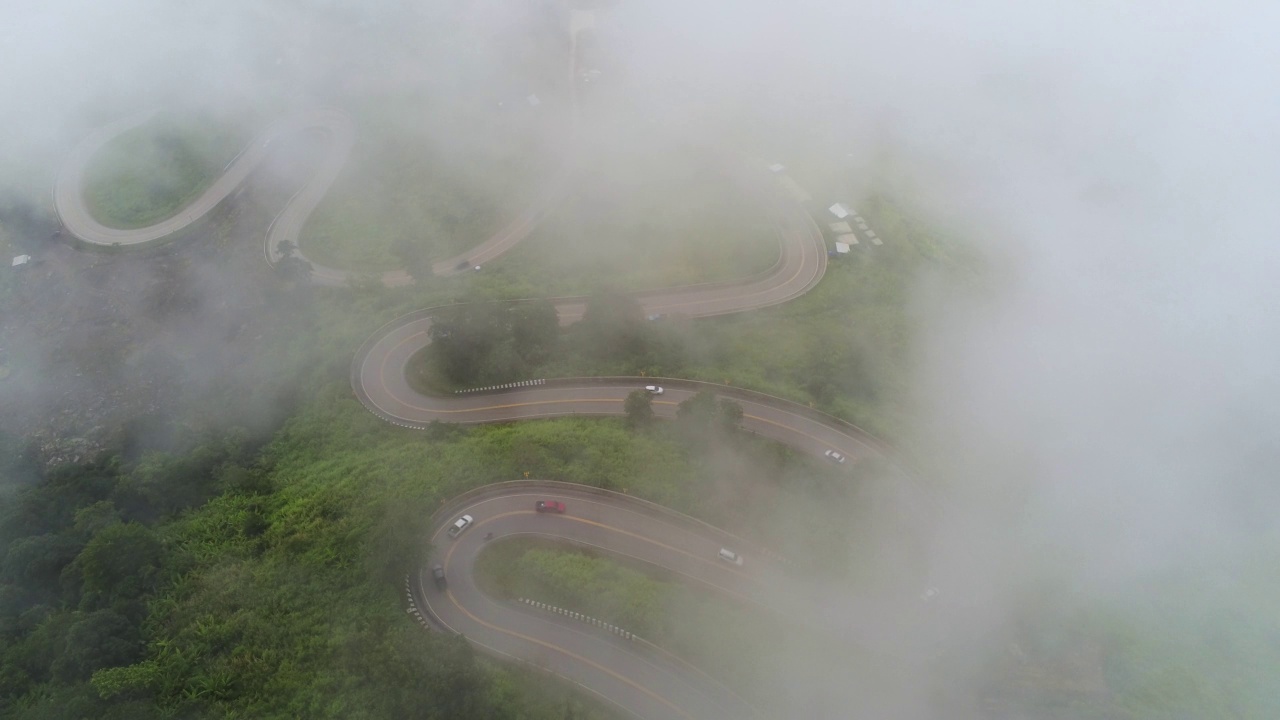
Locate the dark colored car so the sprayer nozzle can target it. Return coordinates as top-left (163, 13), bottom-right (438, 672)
top-left (535, 500), bottom-right (566, 513)
top-left (431, 564), bottom-right (447, 590)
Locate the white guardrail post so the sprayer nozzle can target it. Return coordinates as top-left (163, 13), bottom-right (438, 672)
top-left (519, 598), bottom-right (640, 642)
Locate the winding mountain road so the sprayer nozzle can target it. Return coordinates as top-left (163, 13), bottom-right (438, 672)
top-left (54, 109), bottom-right (909, 716)
top-left (54, 19), bottom-right (919, 716)
top-left (420, 476), bottom-right (933, 720)
top-left (55, 108), bottom-right (570, 289)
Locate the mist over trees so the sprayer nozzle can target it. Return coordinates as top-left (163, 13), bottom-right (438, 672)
top-left (428, 300), bottom-right (559, 386)
top-left (0, 0), bottom-right (1276, 717)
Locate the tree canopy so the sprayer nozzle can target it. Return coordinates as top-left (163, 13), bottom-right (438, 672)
top-left (427, 300), bottom-right (560, 387)
top-left (623, 390), bottom-right (654, 428)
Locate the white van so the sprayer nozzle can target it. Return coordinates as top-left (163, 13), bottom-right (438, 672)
top-left (718, 548), bottom-right (744, 566)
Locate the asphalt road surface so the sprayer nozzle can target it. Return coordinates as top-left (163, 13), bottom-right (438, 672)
top-left (421, 483), bottom-right (776, 720)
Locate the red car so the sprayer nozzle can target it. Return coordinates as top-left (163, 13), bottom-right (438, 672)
top-left (535, 500), bottom-right (566, 513)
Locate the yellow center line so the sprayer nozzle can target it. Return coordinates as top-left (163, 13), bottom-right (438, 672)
top-left (557, 514), bottom-right (757, 585)
top-left (439, 509), bottom-right (754, 595)
top-left (441, 511), bottom-right (695, 720)
top-left (378, 349), bottom-right (852, 454)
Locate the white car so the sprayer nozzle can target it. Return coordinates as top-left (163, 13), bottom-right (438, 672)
top-left (645, 385), bottom-right (664, 395)
top-left (447, 514), bottom-right (474, 539)
top-left (823, 449), bottom-right (847, 464)
top-left (920, 587), bottom-right (939, 601)
top-left (718, 548), bottom-right (744, 566)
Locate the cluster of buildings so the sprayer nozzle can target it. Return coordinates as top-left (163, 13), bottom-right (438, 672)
top-left (766, 164), bottom-right (885, 255)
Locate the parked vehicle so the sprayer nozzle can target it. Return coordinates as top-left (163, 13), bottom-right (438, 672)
top-left (535, 500), bottom-right (567, 513)
top-left (447, 514), bottom-right (474, 538)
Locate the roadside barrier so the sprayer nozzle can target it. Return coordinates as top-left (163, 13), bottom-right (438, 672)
top-left (404, 574), bottom-right (431, 630)
top-left (517, 598), bottom-right (638, 641)
top-left (456, 379), bottom-right (546, 394)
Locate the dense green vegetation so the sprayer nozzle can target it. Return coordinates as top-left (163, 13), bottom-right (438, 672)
top-left (0, 364), bottom-right (883, 718)
top-left (411, 291), bottom-right (659, 394)
top-left (422, 299), bottom-right (560, 387)
top-left (0, 398), bottom-right (644, 718)
top-left (82, 114), bottom-right (251, 229)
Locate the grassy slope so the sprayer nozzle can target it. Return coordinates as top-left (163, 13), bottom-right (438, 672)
top-left (81, 114), bottom-right (250, 229)
top-left (300, 98), bottom-right (558, 273)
